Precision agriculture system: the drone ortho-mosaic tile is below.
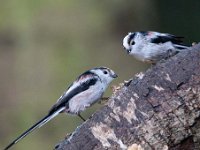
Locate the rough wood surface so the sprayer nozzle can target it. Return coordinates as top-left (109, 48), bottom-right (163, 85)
top-left (55, 43), bottom-right (200, 150)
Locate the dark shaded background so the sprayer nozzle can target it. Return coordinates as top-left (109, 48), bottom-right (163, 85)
top-left (0, 1), bottom-right (199, 149)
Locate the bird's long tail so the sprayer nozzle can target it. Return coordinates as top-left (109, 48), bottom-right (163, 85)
top-left (4, 107), bottom-right (65, 150)
top-left (174, 44), bottom-right (189, 50)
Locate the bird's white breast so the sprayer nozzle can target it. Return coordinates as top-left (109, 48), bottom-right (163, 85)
top-left (68, 81), bottom-right (104, 114)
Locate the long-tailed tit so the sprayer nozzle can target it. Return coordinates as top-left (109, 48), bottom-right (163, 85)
top-left (123, 31), bottom-right (189, 63)
top-left (4, 67), bottom-right (117, 150)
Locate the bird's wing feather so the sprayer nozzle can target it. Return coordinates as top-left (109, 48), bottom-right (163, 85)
top-left (48, 72), bottom-right (98, 114)
top-left (149, 32), bottom-right (184, 44)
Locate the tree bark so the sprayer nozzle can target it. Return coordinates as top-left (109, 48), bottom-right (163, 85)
top-left (55, 43), bottom-right (200, 150)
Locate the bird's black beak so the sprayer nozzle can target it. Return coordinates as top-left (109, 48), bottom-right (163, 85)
top-left (112, 73), bottom-right (118, 78)
top-left (127, 49), bottom-right (131, 54)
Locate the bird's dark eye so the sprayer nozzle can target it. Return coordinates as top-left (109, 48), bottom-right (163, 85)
top-left (103, 70), bottom-right (108, 74)
top-left (130, 40), bottom-right (135, 45)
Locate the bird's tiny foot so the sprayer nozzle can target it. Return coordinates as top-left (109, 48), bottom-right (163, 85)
top-left (124, 79), bottom-right (133, 86)
top-left (101, 97), bottom-right (109, 100)
top-left (88, 115), bottom-right (93, 120)
top-left (98, 97), bottom-right (109, 104)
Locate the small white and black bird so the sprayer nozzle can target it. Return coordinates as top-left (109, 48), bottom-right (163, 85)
top-left (123, 31), bottom-right (189, 63)
top-left (4, 67), bottom-right (117, 150)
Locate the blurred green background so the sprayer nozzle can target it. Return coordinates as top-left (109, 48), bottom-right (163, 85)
top-left (0, 1), bottom-right (199, 149)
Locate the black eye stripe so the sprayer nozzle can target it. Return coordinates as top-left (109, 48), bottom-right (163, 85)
top-left (128, 33), bottom-right (136, 45)
top-left (130, 40), bottom-right (135, 45)
top-left (128, 38), bottom-right (131, 45)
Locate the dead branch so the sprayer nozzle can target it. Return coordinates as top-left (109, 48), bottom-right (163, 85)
top-left (55, 43), bottom-right (200, 150)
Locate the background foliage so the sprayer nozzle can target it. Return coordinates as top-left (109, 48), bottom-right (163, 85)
top-left (0, 1), bottom-right (200, 149)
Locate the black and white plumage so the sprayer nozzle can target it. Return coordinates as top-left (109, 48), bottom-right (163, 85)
top-left (4, 67), bottom-right (117, 150)
top-left (123, 31), bottom-right (189, 63)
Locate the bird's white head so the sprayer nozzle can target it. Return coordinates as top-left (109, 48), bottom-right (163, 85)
top-left (91, 67), bottom-right (117, 85)
top-left (123, 32), bottom-right (137, 54)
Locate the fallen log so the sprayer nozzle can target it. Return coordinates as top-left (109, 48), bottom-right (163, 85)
top-left (55, 43), bottom-right (200, 150)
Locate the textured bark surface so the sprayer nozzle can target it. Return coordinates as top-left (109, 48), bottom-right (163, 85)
top-left (55, 43), bottom-right (200, 150)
